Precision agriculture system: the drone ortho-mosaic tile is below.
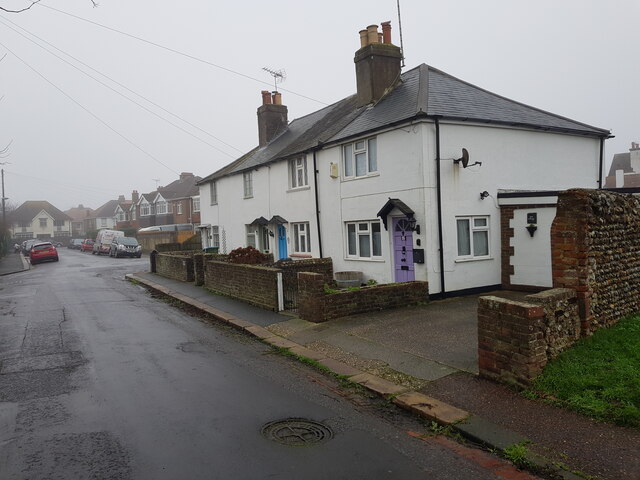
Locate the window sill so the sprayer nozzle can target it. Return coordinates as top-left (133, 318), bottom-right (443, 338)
top-left (290, 253), bottom-right (312, 258)
top-left (243, 195), bottom-right (254, 200)
top-left (454, 256), bottom-right (494, 263)
top-left (341, 172), bottom-right (380, 182)
top-left (287, 186), bottom-right (311, 193)
top-left (344, 257), bottom-right (385, 262)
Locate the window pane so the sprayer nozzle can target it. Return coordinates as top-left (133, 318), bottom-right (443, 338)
top-left (355, 153), bottom-right (367, 176)
top-left (368, 138), bottom-right (377, 172)
top-left (359, 234), bottom-right (371, 257)
top-left (347, 224), bottom-right (356, 255)
top-left (343, 145), bottom-right (353, 177)
top-left (457, 219), bottom-right (471, 256)
top-left (358, 223), bottom-right (368, 231)
top-left (372, 222), bottom-right (381, 256)
top-left (474, 217), bottom-right (487, 227)
top-left (473, 231), bottom-right (489, 256)
top-left (355, 141), bottom-right (365, 151)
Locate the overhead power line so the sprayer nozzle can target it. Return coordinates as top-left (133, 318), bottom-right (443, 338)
top-left (0, 39), bottom-right (180, 176)
top-left (38, 4), bottom-right (330, 106)
top-left (0, 16), bottom-right (243, 157)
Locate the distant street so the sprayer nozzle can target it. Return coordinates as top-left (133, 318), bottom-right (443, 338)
top-left (0, 249), bottom-right (519, 479)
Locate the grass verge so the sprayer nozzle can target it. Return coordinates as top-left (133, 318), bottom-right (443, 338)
top-left (528, 314), bottom-right (640, 427)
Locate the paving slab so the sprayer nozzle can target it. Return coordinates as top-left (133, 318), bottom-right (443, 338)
top-left (349, 372), bottom-right (409, 396)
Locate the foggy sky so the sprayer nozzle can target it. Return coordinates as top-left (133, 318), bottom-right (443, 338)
top-left (0, 0), bottom-right (637, 211)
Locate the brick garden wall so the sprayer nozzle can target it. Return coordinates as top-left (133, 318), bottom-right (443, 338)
top-left (478, 288), bottom-right (579, 387)
top-left (298, 272), bottom-right (429, 323)
top-left (275, 258), bottom-right (334, 283)
top-left (551, 189), bottom-right (640, 333)
top-left (155, 253), bottom-right (195, 282)
top-left (204, 261), bottom-right (280, 311)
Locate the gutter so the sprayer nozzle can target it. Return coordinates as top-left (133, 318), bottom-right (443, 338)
top-left (435, 117), bottom-right (446, 297)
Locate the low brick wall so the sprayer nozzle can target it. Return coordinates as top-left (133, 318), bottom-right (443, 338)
top-left (155, 253), bottom-right (194, 282)
top-left (298, 272), bottom-right (429, 323)
top-left (276, 257), bottom-right (333, 284)
top-left (478, 288), bottom-right (579, 387)
top-left (204, 261), bottom-right (280, 311)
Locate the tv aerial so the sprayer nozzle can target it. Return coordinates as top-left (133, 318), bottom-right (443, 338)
top-left (262, 67), bottom-right (286, 92)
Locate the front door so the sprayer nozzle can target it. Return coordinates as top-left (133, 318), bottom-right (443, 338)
top-left (393, 217), bottom-right (415, 282)
top-left (277, 225), bottom-right (288, 260)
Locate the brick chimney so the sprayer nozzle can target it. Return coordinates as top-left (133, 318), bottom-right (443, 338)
top-left (354, 22), bottom-right (402, 107)
top-left (131, 190), bottom-right (139, 204)
top-left (179, 172), bottom-right (194, 182)
top-left (257, 90), bottom-right (288, 147)
top-left (118, 195), bottom-right (125, 202)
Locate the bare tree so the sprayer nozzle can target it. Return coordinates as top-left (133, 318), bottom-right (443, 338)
top-left (0, 0), bottom-right (97, 13)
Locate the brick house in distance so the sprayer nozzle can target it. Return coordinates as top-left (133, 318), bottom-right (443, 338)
top-left (604, 142), bottom-right (640, 188)
top-left (135, 173), bottom-right (201, 229)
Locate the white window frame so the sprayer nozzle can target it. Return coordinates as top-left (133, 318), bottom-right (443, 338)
top-left (243, 172), bottom-right (253, 198)
top-left (246, 225), bottom-right (257, 248)
top-left (211, 226), bottom-right (220, 248)
top-left (192, 197), bottom-right (200, 212)
top-left (345, 220), bottom-right (382, 260)
top-left (342, 137), bottom-right (377, 179)
top-left (292, 222), bottom-right (311, 253)
top-left (156, 200), bottom-right (167, 215)
top-left (210, 181), bottom-right (217, 205)
top-left (39, 218), bottom-right (47, 228)
top-left (456, 215), bottom-right (490, 260)
top-left (140, 201), bottom-right (150, 216)
top-left (289, 157), bottom-right (308, 189)
top-left (176, 202), bottom-right (183, 215)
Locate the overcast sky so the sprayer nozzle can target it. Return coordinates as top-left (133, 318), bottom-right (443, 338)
top-left (0, 0), bottom-right (637, 211)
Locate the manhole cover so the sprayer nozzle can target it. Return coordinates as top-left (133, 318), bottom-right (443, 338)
top-left (261, 418), bottom-right (333, 446)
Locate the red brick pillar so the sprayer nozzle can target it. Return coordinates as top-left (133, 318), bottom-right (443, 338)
top-left (298, 272), bottom-right (326, 323)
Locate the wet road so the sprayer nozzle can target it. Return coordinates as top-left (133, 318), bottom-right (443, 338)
top-left (0, 248), bottom-right (518, 479)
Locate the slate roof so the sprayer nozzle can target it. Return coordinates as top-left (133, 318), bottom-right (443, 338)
top-left (607, 152), bottom-right (632, 177)
top-left (159, 174), bottom-right (202, 199)
top-left (200, 63), bottom-right (610, 183)
top-left (93, 199), bottom-right (120, 218)
top-left (10, 201), bottom-right (72, 223)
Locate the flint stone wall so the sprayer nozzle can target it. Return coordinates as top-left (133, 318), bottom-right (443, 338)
top-left (551, 189), bottom-right (640, 333)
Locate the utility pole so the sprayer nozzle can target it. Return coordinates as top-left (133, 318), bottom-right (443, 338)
top-left (1, 168), bottom-right (6, 228)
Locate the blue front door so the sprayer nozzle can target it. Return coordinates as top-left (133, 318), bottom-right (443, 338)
top-left (278, 225), bottom-right (288, 260)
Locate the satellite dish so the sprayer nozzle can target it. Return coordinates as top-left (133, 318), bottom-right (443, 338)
top-left (455, 148), bottom-right (470, 168)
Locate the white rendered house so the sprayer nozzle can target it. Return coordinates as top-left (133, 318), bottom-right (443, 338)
top-left (198, 23), bottom-right (610, 297)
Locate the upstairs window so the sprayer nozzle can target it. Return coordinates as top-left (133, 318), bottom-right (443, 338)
top-left (289, 157), bottom-right (308, 189)
top-left (343, 137), bottom-right (377, 179)
top-left (140, 202), bottom-right (150, 216)
top-left (456, 216), bottom-right (490, 259)
top-left (39, 218), bottom-right (47, 228)
top-left (176, 202), bottom-right (183, 215)
top-left (243, 172), bottom-right (253, 198)
top-left (156, 200), bottom-right (167, 215)
top-left (192, 197), bottom-right (200, 212)
top-left (210, 181), bottom-right (217, 205)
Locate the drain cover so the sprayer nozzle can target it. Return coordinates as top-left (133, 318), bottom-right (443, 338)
top-left (261, 418), bottom-right (333, 446)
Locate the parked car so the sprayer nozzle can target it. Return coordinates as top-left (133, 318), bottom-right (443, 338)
top-left (93, 229), bottom-right (125, 255)
top-left (21, 239), bottom-right (38, 256)
top-left (29, 242), bottom-right (59, 265)
top-left (80, 239), bottom-right (94, 252)
top-left (109, 236), bottom-right (142, 258)
top-left (68, 238), bottom-right (84, 249)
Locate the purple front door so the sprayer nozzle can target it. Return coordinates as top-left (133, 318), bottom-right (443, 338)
top-left (392, 217), bottom-right (415, 282)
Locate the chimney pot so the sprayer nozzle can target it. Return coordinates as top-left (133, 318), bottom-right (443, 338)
top-left (272, 92), bottom-right (282, 105)
top-left (359, 29), bottom-right (368, 47)
top-left (261, 90), bottom-right (272, 105)
top-left (367, 24), bottom-right (379, 44)
top-left (381, 21), bottom-right (392, 43)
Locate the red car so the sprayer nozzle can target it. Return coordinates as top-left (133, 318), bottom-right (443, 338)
top-left (80, 239), bottom-right (94, 252)
top-left (29, 242), bottom-right (59, 265)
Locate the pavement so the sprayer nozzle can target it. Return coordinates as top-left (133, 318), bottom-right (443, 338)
top-left (2, 252), bottom-right (637, 480)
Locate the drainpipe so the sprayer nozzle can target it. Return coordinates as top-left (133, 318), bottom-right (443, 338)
top-left (598, 136), bottom-right (605, 189)
top-left (435, 117), bottom-right (446, 297)
top-left (313, 149), bottom-right (324, 258)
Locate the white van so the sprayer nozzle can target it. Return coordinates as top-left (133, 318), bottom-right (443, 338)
top-left (93, 229), bottom-right (125, 255)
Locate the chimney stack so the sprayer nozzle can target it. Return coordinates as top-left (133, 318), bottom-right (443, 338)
top-left (132, 190), bottom-right (139, 204)
top-left (179, 172), bottom-right (194, 181)
top-left (257, 90), bottom-right (288, 146)
top-left (354, 22), bottom-right (402, 107)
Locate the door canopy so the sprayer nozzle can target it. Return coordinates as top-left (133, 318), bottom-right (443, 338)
top-left (377, 198), bottom-right (416, 231)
